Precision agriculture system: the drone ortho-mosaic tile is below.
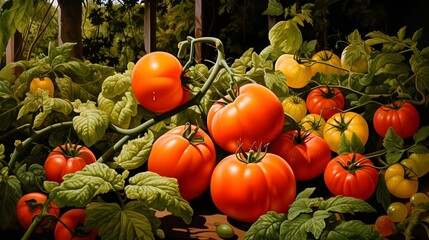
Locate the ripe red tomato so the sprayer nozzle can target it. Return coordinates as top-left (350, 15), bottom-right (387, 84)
top-left (55, 209), bottom-right (98, 240)
top-left (207, 83), bottom-right (284, 153)
top-left (148, 124), bottom-right (216, 200)
top-left (269, 130), bottom-right (331, 181)
top-left (373, 101), bottom-right (420, 138)
top-left (210, 150), bottom-right (296, 222)
top-left (16, 192), bottom-right (60, 233)
top-left (44, 144), bottom-right (97, 183)
top-left (131, 51), bottom-right (187, 113)
top-left (306, 86), bottom-right (345, 120)
top-left (324, 153), bottom-right (379, 200)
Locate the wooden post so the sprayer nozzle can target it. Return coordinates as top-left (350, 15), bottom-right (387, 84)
top-left (194, 0), bottom-right (203, 61)
top-left (144, 0), bottom-right (157, 53)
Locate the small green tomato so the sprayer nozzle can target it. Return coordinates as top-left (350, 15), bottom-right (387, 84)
top-left (215, 223), bottom-right (235, 239)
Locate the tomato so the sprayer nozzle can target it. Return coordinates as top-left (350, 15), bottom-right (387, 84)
top-left (148, 123), bottom-right (216, 200)
top-left (55, 209), bottom-right (98, 240)
top-left (131, 51), bottom-right (186, 113)
top-left (275, 54), bottom-right (313, 89)
top-left (323, 111), bottom-right (369, 153)
top-left (16, 192), bottom-right (60, 233)
top-left (404, 153), bottom-right (429, 178)
top-left (310, 50), bottom-right (345, 76)
top-left (210, 149), bottom-right (296, 223)
top-left (207, 83), bottom-right (284, 153)
top-left (29, 77), bottom-right (55, 97)
top-left (215, 223), bottom-right (235, 239)
top-left (374, 215), bottom-right (395, 237)
top-left (384, 163), bottom-right (418, 199)
top-left (324, 153), bottom-right (379, 200)
top-left (282, 95), bottom-right (307, 121)
top-left (269, 130), bottom-right (331, 181)
top-left (44, 144), bottom-right (97, 183)
top-left (306, 86), bottom-right (345, 120)
top-left (299, 113), bottom-right (326, 137)
top-left (340, 43), bottom-right (371, 73)
top-left (373, 101), bottom-right (420, 138)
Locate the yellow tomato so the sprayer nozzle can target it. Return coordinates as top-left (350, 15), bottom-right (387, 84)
top-left (29, 77), bottom-right (55, 97)
top-left (311, 50), bottom-right (345, 76)
top-left (275, 54), bottom-right (313, 89)
top-left (384, 163), bottom-right (418, 199)
top-left (340, 44), bottom-right (371, 73)
top-left (401, 153), bottom-right (429, 178)
top-left (323, 111), bottom-right (369, 153)
top-left (282, 95), bottom-right (307, 122)
top-left (300, 113), bottom-right (326, 138)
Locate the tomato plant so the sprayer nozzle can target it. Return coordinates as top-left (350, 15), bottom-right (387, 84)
top-left (269, 130), bottom-right (331, 181)
top-left (148, 123), bottom-right (216, 200)
top-left (323, 111), bottom-right (369, 153)
top-left (131, 51), bottom-right (187, 113)
top-left (306, 86), bottom-right (345, 120)
top-left (29, 77), bottom-right (55, 97)
top-left (299, 113), bottom-right (326, 137)
top-left (310, 50), bottom-right (345, 76)
top-left (384, 163), bottom-right (418, 199)
top-left (340, 43), bottom-right (371, 73)
top-left (282, 95), bottom-right (307, 121)
top-left (210, 147), bottom-right (296, 222)
top-left (55, 209), bottom-right (98, 240)
top-left (207, 83), bottom-right (284, 153)
top-left (44, 144), bottom-right (97, 183)
top-left (16, 192), bottom-right (60, 234)
top-left (373, 101), bottom-right (420, 138)
top-left (275, 54), bottom-right (313, 89)
top-left (324, 153), bottom-right (379, 200)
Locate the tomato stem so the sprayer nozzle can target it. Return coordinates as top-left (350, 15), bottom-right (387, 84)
top-left (182, 122), bottom-right (204, 144)
top-left (235, 143), bottom-right (268, 164)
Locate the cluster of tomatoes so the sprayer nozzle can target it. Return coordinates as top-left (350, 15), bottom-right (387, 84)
top-left (16, 144), bottom-right (98, 239)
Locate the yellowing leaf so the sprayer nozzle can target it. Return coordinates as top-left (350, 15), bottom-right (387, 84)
top-left (112, 131), bottom-right (154, 170)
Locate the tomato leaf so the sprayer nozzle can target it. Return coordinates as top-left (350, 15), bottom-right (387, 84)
top-left (413, 125), bottom-right (429, 144)
top-left (383, 127), bottom-right (405, 164)
top-left (262, 0), bottom-right (284, 17)
top-left (243, 211), bottom-right (287, 240)
top-left (53, 60), bottom-right (91, 79)
top-left (280, 214), bottom-right (312, 240)
top-left (16, 163), bottom-right (45, 193)
top-left (124, 171), bottom-right (193, 224)
top-left (72, 100), bottom-right (109, 147)
top-left (0, 166), bottom-right (22, 229)
top-left (111, 131), bottom-right (154, 170)
top-left (99, 91), bottom-right (140, 129)
top-left (288, 197), bottom-right (323, 220)
top-left (49, 162), bottom-right (125, 208)
top-left (56, 76), bottom-right (98, 102)
top-left (295, 187), bottom-right (316, 200)
top-left (375, 173), bottom-right (391, 211)
top-left (325, 220), bottom-right (384, 240)
top-left (85, 201), bottom-right (162, 240)
top-left (408, 144), bottom-right (429, 154)
top-left (269, 20), bottom-right (303, 54)
top-left (100, 67), bottom-right (132, 99)
top-left (264, 70), bottom-right (289, 99)
top-left (337, 132), bottom-right (365, 155)
top-left (319, 196), bottom-right (376, 214)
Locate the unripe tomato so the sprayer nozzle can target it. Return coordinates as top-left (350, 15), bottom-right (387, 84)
top-left (275, 54), bottom-right (313, 89)
top-left (131, 51), bottom-right (187, 113)
top-left (311, 50), bottom-right (345, 76)
top-left (29, 77), bottom-right (55, 97)
top-left (282, 95), bottom-right (307, 121)
top-left (340, 44), bottom-right (371, 73)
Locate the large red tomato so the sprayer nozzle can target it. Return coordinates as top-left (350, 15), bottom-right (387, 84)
top-left (207, 83), bottom-right (284, 153)
top-left (44, 144), bottom-right (97, 183)
top-left (269, 130), bottom-right (331, 181)
top-left (373, 101), bottom-right (420, 138)
top-left (148, 124), bottom-right (216, 200)
top-left (16, 192), bottom-right (60, 233)
top-left (131, 51), bottom-right (187, 113)
top-left (324, 153), bottom-right (379, 200)
top-left (210, 150), bottom-right (296, 222)
top-left (306, 86), bottom-right (345, 120)
top-left (55, 209), bottom-right (98, 240)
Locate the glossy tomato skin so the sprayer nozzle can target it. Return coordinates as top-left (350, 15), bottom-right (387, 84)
top-left (210, 153), bottom-right (296, 222)
top-left (16, 192), bottom-right (60, 233)
top-left (282, 95), bottom-right (307, 122)
top-left (275, 54), bottom-right (313, 89)
top-left (55, 209), bottom-right (98, 240)
top-left (44, 144), bottom-right (97, 183)
top-left (384, 163), bottom-right (418, 199)
top-left (148, 124), bottom-right (216, 200)
top-left (131, 51), bottom-right (185, 113)
top-left (207, 83), bottom-right (284, 153)
top-left (29, 77), bottom-right (55, 97)
top-left (311, 50), bottom-right (345, 76)
top-left (306, 87), bottom-right (345, 120)
top-left (269, 130), bottom-right (331, 181)
top-left (324, 153), bottom-right (379, 200)
top-left (373, 101), bottom-right (420, 138)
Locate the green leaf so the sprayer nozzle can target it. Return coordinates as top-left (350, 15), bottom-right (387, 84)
top-left (412, 28), bottom-right (423, 42)
top-left (53, 60), bottom-right (91, 78)
top-left (337, 132), bottom-right (365, 155)
top-left (112, 131), bottom-right (154, 170)
top-left (408, 144), bottom-right (429, 154)
top-left (288, 197), bottom-right (323, 220)
top-left (365, 30), bottom-right (393, 46)
top-left (101, 72), bottom-right (132, 99)
top-left (16, 163), bottom-right (45, 193)
top-left (262, 0), bottom-right (284, 16)
top-left (72, 100), bottom-right (109, 147)
top-left (56, 76), bottom-right (98, 102)
top-left (244, 211), bottom-right (287, 240)
top-left (0, 166), bottom-right (22, 229)
top-left (49, 162), bottom-right (125, 208)
top-left (124, 171), bottom-right (193, 224)
top-left (383, 127), bottom-right (405, 164)
top-left (413, 125), bottom-right (429, 144)
top-left (280, 214), bottom-right (312, 240)
top-left (48, 42), bottom-right (76, 66)
top-left (304, 210), bottom-right (330, 239)
top-left (264, 70), bottom-right (289, 99)
top-left (269, 20), bottom-right (303, 54)
top-left (325, 220), bottom-right (384, 240)
top-left (319, 196), bottom-right (376, 214)
top-left (85, 201), bottom-right (162, 240)
top-left (295, 187), bottom-right (316, 200)
top-left (43, 180), bottom-right (59, 193)
top-left (375, 174), bottom-right (391, 211)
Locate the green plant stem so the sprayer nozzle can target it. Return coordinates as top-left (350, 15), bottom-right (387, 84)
top-left (21, 200), bottom-right (57, 240)
top-left (0, 123), bottom-right (32, 142)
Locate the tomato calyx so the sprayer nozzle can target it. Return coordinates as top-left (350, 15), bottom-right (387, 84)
top-left (181, 122), bottom-right (205, 144)
top-left (55, 142), bottom-right (85, 158)
top-left (289, 129), bottom-right (311, 145)
top-left (336, 153), bottom-right (366, 174)
top-left (24, 199), bottom-right (44, 212)
top-left (316, 86), bottom-right (341, 99)
top-left (235, 143), bottom-right (268, 164)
